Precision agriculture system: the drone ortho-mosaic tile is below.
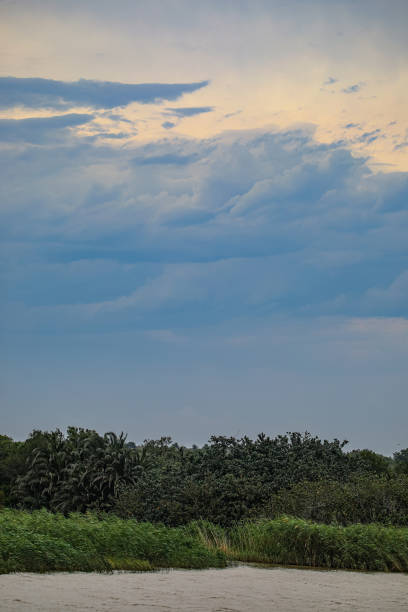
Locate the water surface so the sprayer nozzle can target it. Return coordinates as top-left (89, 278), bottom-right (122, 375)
top-left (0, 565), bottom-right (407, 611)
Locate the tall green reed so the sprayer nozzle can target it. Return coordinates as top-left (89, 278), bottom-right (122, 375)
top-left (0, 509), bottom-right (226, 573)
top-left (227, 516), bottom-right (408, 571)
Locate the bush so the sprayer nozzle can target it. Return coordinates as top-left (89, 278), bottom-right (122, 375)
top-left (271, 475), bottom-right (408, 525)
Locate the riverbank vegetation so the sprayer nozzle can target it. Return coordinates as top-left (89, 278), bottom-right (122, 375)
top-left (189, 518), bottom-right (408, 572)
top-left (1, 510), bottom-right (407, 574)
top-left (0, 509), bottom-right (226, 573)
top-left (1, 429), bottom-right (407, 525)
top-left (0, 428), bottom-right (407, 573)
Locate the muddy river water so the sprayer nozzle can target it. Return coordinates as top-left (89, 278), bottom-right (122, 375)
top-left (0, 565), bottom-right (407, 611)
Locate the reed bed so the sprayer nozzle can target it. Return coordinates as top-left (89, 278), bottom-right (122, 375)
top-left (189, 517), bottom-right (408, 572)
top-left (0, 509), bottom-right (226, 573)
top-left (1, 510), bottom-right (407, 574)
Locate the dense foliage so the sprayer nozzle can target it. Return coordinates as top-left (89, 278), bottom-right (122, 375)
top-left (271, 475), bottom-right (408, 525)
top-left (1, 428), bottom-right (407, 527)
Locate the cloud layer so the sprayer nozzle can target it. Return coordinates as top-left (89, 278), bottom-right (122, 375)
top-left (1, 124), bottom-right (407, 339)
top-left (1, 1), bottom-right (407, 450)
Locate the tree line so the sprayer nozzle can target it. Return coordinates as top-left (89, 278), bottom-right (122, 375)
top-left (1, 428), bottom-right (407, 526)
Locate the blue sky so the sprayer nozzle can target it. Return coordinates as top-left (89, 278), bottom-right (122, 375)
top-left (1, 0), bottom-right (407, 452)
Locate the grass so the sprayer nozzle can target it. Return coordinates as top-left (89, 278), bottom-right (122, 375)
top-left (0, 509), bottom-right (226, 574)
top-left (189, 517), bottom-right (408, 572)
top-left (1, 510), bottom-right (407, 574)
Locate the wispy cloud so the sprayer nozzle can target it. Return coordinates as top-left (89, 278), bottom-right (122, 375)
top-left (96, 132), bottom-right (130, 140)
top-left (224, 110), bottom-right (242, 119)
top-left (165, 106), bottom-right (214, 117)
top-left (342, 82), bottom-right (365, 94)
top-left (394, 128), bottom-right (408, 150)
top-left (0, 77), bottom-right (210, 110)
top-left (132, 152), bottom-right (199, 166)
top-left (0, 113), bottom-right (94, 143)
top-left (357, 128), bottom-right (383, 144)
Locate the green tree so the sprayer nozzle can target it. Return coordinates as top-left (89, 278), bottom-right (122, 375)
top-left (394, 448), bottom-right (408, 474)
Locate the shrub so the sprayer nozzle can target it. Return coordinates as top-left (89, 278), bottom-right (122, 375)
top-left (271, 475), bottom-right (408, 525)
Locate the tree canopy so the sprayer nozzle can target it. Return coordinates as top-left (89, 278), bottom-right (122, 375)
top-left (1, 428), bottom-right (407, 526)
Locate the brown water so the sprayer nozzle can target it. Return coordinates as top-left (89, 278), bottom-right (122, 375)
top-left (0, 565), bottom-right (407, 611)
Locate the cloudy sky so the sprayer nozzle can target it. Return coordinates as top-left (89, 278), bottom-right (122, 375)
top-left (1, 0), bottom-right (407, 453)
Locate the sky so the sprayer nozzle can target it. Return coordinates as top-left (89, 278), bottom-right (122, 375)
top-left (0, 0), bottom-right (407, 454)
